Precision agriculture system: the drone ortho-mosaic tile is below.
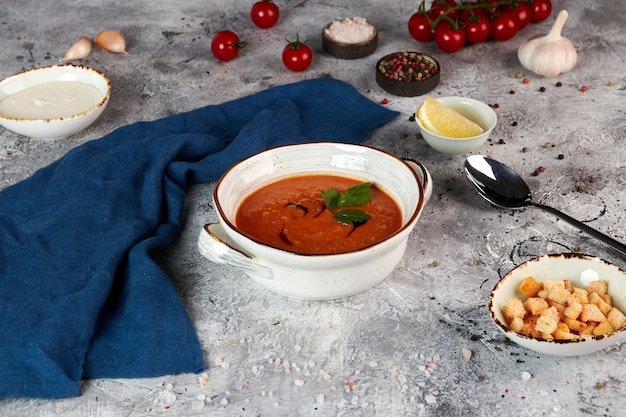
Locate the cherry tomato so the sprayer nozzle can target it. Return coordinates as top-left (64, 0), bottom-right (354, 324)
top-left (504, 2), bottom-right (532, 30)
top-left (434, 21), bottom-right (466, 53)
top-left (408, 13), bottom-right (434, 42)
top-left (491, 12), bottom-right (519, 41)
top-left (530, 0), bottom-right (552, 23)
top-left (250, 0), bottom-right (280, 29)
top-left (459, 5), bottom-right (488, 25)
top-left (429, 0), bottom-right (459, 20)
top-left (282, 34), bottom-right (312, 72)
top-left (211, 30), bottom-right (246, 61)
top-left (464, 15), bottom-right (492, 44)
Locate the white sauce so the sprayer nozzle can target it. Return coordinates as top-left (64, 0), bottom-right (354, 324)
top-left (0, 81), bottom-right (102, 119)
top-left (325, 17), bottom-right (375, 44)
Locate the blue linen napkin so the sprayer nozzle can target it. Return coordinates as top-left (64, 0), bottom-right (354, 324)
top-left (0, 77), bottom-right (399, 399)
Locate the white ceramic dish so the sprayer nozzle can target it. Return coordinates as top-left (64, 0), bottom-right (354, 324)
top-left (198, 142), bottom-right (433, 300)
top-left (490, 253), bottom-right (626, 356)
top-left (0, 64), bottom-right (110, 139)
top-left (415, 96), bottom-right (496, 156)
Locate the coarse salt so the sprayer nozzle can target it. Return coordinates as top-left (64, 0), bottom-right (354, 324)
top-left (325, 17), bottom-right (375, 44)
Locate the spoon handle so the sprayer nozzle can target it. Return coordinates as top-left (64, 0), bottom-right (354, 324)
top-left (532, 203), bottom-right (626, 256)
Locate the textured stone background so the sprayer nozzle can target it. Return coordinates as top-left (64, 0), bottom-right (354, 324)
top-left (1, 0), bottom-right (625, 415)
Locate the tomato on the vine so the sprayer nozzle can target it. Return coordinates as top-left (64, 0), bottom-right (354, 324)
top-left (464, 15), bottom-right (492, 44)
top-left (429, 0), bottom-right (459, 20)
top-left (250, 0), bottom-right (280, 29)
top-left (408, 12), bottom-right (434, 42)
top-left (491, 12), bottom-right (519, 41)
top-left (530, 0), bottom-right (552, 23)
top-left (282, 34), bottom-right (312, 72)
top-left (434, 21), bottom-right (466, 53)
top-left (504, 2), bottom-right (532, 30)
top-left (211, 30), bottom-right (246, 61)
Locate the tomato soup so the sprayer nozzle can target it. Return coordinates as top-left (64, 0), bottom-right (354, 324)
top-left (235, 175), bottom-right (403, 254)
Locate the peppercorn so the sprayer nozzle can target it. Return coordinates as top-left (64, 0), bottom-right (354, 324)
top-left (557, 154), bottom-right (564, 159)
top-left (399, 132), bottom-right (407, 139)
top-left (381, 98), bottom-right (389, 105)
top-left (576, 182), bottom-right (586, 191)
top-left (511, 121), bottom-right (518, 126)
top-left (522, 77), bottom-right (529, 84)
top-left (556, 81), bottom-right (562, 87)
top-left (539, 86), bottom-right (546, 92)
top-left (498, 139), bottom-right (505, 144)
top-left (543, 141), bottom-right (552, 148)
top-left (409, 114), bottom-right (415, 122)
top-left (522, 146), bottom-right (529, 153)
top-left (532, 170), bottom-right (539, 176)
top-left (509, 90), bottom-right (515, 94)
top-left (581, 85), bottom-right (587, 92)
top-left (537, 166), bottom-right (545, 172)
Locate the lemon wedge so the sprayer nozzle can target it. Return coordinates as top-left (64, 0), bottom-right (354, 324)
top-left (417, 96), bottom-right (484, 138)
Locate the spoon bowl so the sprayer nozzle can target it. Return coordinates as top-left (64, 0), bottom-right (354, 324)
top-left (464, 155), bottom-right (626, 256)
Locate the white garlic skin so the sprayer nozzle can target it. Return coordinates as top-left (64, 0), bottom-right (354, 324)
top-left (94, 29), bottom-right (127, 54)
top-left (517, 10), bottom-right (577, 78)
top-left (61, 36), bottom-right (92, 61)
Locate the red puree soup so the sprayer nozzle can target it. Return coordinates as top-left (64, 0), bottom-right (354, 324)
top-left (235, 175), bottom-right (403, 254)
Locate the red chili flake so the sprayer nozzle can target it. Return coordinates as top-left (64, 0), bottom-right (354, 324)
top-left (521, 396), bottom-right (527, 400)
top-left (505, 388), bottom-right (510, 393)
top-left (346, 380), bottom-right (357, 388)
top-left (490, 103), bottom-right (500, 108)
top-left (581, 85), bottom-right (588, 92)
top-left (381, 98), bottom-right (389, 105)
top-left (537, 166), bottom-right (545, 172)
top-left (522, 78), bottom-right (529, 84)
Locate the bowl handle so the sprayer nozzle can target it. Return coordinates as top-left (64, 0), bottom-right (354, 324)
top-left (198, 223), bottom-right (273, 280)
top-left (404, 159), bottom-right (433, 203)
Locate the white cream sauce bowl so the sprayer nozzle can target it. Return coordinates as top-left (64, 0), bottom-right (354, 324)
top-left (198, 142), bottom-right (433, 300)
top-left (0, 64), bottom-right (111, 139)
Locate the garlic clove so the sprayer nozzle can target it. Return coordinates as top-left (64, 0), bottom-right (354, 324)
top-left (94, 29), bottom-right (127, 54)
top-left (61, 36), bottom-right (92, 61)
top-left (517, 10), bottom-right (577, 78)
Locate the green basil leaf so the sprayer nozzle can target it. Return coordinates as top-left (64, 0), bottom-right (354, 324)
top-left (320, 188), bottom-right (341, 208)
top-left (333, 209), bottom-right (371, 225)
top-left (338, 182), bottom-right (371, 207)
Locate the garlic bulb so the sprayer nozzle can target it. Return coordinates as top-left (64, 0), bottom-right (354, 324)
top-left (61, 36), bottom-right (92, 61)
top-left (517, 10), bottom-right (577, 78)
top-left (94, 29), bottom-right (127, 54)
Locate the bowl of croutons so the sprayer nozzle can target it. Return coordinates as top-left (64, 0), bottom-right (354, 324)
top-left (490, 253), bottom-right (626, 356)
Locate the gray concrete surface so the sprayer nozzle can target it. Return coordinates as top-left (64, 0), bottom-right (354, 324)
top-left (1, 0), bottom-right (625, 416)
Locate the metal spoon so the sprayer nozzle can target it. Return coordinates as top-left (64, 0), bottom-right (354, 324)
top-left (464, 154), bottom-right (626, 256)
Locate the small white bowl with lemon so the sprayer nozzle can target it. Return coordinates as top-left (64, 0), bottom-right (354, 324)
top-left (416, 96), bottom-right (497, 156)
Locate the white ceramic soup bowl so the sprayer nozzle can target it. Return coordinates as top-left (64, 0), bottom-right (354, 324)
top-left (198, 142), bottom-right (432, 300)
top-left (415, 96), bottom-right (496, 156)
top-left (490, 253), bottom-right (626, 356)
top-left (0, 64), bottom-right (110, 139)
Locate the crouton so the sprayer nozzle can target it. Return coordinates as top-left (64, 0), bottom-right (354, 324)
top-left (535, 315), bottom-right (558, 334)
top-left (503, 297), bottom-right (526, 323)
top-left (588, 292), bottom-right (612, 316)
top-left (592, 320), bottom-right (614, 336)
top-left (587, 280), bottom-right (608, 297)
top-left (563, 300), bottom-right (583, 320)
top-left (563, 317), bottom-right (587, 333)
top-left (579, 303), bottom-right (606, 323)
top-left (517, 276), bottom-right (543, 299)
top-left (607, 307), bottom-right (626, 330)
top-left (523, 297), bottom-right (549, 316)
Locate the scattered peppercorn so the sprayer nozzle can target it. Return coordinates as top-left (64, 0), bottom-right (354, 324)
top-left (556, 81), bottom-right (562, 87)
top-left (409, 114), bottom-right (416, 122)
top-left (576, 182), bottom-right (586, 191)
top-left (498, 139), bottom-right (505, 144)
top-left (516, 72), bottom-right (523, 78)
top-left (581, 85), bottom-right (587, 92)
top-left (576, 244), bottom-right (583, 251)
top-left (607, 81), bottom-right (615, 87)
top-left (537, 166), bottom-right (545, 172)
top-left (381, 98), bottom-right (389, 105)
top-left (511, 121), bottom-right (518, 126)
top-left (543, 141), bottom-right (552, 148)
top-left (469, 259), bottom-right (478, 266)
top-left (522, 77), bottom-right (529, 84)
top-left (522, 146), bottom-right (529, 153)
top-left (399, 132), bottom-right (407, 139)
top-left (539, 86), bottom-right (546, 92)
top-left (596, 381), bottom-right (604, 389)
top-left (532, 170), bottom-right (539, 176)
top-left (557, 154), bottom-right (564, 159)
top-left (490, 103), bottom-right (500, 108)
top-left (431, 260), bottom-right (439, 267)
top-left (509, 90), bottom-right (515, 94)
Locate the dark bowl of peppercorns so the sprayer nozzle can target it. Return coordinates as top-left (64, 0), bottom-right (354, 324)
top-left (375, 52), bottom-right (440, 97)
